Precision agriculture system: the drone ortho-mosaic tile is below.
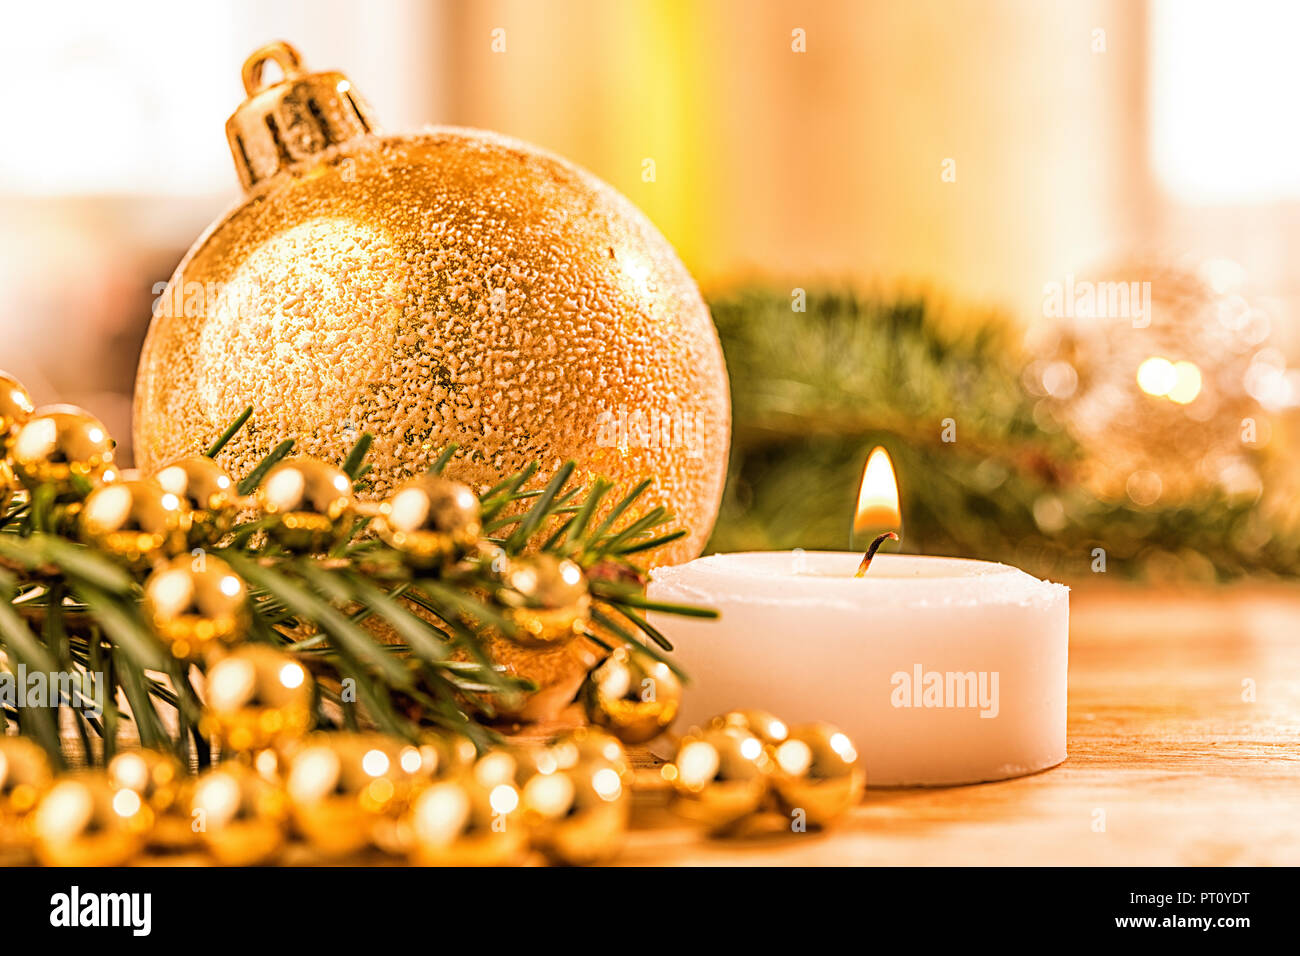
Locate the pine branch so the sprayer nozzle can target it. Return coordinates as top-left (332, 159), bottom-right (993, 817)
top-left (0, 409), bottom-right (711, 765)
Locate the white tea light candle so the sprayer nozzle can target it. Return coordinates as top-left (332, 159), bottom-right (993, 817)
top-left (647, 551), bottom-right (1069, 786)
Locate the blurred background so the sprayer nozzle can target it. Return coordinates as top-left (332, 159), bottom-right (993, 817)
top-left (2, 0), bottom-right (1298, 581)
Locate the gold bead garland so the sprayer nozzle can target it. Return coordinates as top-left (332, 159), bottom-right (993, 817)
top-left (0, 370), bottom-right (864, 865)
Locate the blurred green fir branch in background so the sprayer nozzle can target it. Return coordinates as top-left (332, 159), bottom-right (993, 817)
top-left (705, 288), bottom-right (1300, 583)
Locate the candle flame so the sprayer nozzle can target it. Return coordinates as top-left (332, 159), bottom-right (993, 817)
top-left (854, 447), bottom-right (901, 536)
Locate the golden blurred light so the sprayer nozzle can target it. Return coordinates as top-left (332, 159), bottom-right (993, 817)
top-left (361, 749), bottom-right (390, 778)
top-left (399, 747), bottom-right (423, 775)
top-left (828, 732), bottom-right (858, 762)
top-left (111, 788), bottom-right (142, 818)
top-left (278, 662), bottom-right (305, 689)
top-left (111, 753), bottom-right (149, 792)
top-left (738, 735), bottom-right (763, 761)
top-left (676, 740), bottom-right (720, 790)
top-left (1137, 356), bottom-right (1178, 396)
top-left (1168, 361), bottom-right (1203, 404)
top-left (591, 767), bottom-right (623, 801)
top-left (488, 783), bottom-right (519, 815)
top-left (775, 739), bottom-right (813, 776)
top-left (854, 446), bottom-right (901, 536)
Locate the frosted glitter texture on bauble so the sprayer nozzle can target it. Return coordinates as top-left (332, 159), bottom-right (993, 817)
top-left (134, 46), bottom-right (730, 566)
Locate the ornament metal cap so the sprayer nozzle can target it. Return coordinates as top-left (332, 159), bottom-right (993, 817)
top-left (225, 41), bottom-right (379, 192)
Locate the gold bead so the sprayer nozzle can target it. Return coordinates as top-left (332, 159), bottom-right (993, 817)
top-left (523, 761), bottom-right (629, 866)
top-left (407, 777), bottom-right (527, 866)
top-left (107, 748), bottom-right (195, 851)
top-left (154, 455), bottom-right (238, 544)
top-left (191, 762), bottom-right (289, 865)
top-left (769, 722), bottom-right (865, 826)
top-left (255, 456), bottom-right (355, 552)
top-left (714, 709), bottom-right (789, 747)
top-left (286, 732), bottom-right (416, 857)
top-left (668, 726), bottom-right (772, 831)
top-left (0, 370), bottom-right (34, 453)
top-left (369, 733), bottom-right (476, 855)
top-left (144, 555), bottom-right (249, 659)
top-left (376, 474), bottom-right (480, 566)
top-left (581, 644), bottom-right (681, 744)
top-left (79, 477), bottom-right (191, 565)
top-left (33, 773), bottom-right (151, 866)
top-left (200, 645), bottom-right (314, 753)
top-left (0, 459), bottom-right (17, 517)
top-left (498, 554), bottom-right (591, 647)
top-left (543, 727), bottom-right (630, 782)
top-left (10, 404), bottom-right (115, 497)
top-left (0, 737), bottom-right (53, 859)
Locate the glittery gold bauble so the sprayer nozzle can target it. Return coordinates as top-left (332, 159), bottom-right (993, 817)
top-left (144, 554), bottom-right (249, 659)
top-left (154, 455), bottom-right (238, 544)
top-left (668, 726), bottom-right (772, 831)
top-left (11, 405), bottom-right (115, 497)
top-left (191, 763), bottom-right (289, 865)
top-left (375, 474), bottom-right (480, 566)
top-left (285, 732), bottom-right (412, 857)
top-left (200, 645), bottom-right (314, 752)
top-left (0, 370), bottom-right (34, 453)
top-left (407, 777), bottom-right (527, 867)
top-left (769, 722), bottom-right (864, 826)
top-left (107, 748), bottom-right (195, 850)
top-left (580, 644), bottom-right (682, 744)
top-left (79, 477), bottom-right (190, 565)
top-left (0, 737), bottom-right (53, 858)
top-left (498, 554), bottom-right (590, 647)
top-left (1030, 257), bottom-right (1275, 506)
top-left (522, 761), bottom-right (629, 866)
top-left (255, 456), bottom-right (355, 552)
top-left (132, 42), bottom-right (729, 570)
top-left (33, 773), bottom-right (152, 866)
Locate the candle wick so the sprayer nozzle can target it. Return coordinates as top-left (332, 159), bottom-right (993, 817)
top-left (854, 531), bottom-right (899, 577)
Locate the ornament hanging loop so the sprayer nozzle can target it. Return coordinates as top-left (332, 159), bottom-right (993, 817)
top-left (241, 41), bottom-right (305, 96)
top-left (225, 41), bottom-right (379, 192)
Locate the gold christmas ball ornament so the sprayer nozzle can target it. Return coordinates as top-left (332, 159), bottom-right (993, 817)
top-left (285, 732), bottom-right (413, 857)
top-left (498, 554), bottom-right (590, 647)
top-left (770, 722), bottom-right (865, 826)
top-left (580, 644), bottom-right (682, 744)
top-left (0, 737), bottom-right (53, 856)
top-left (32, 773), bottom-right (152, 867)
top-left (191, 762), bottom-right (289, 865)
top-left (522, 761), bottom-right (629, 866)
top-left (107, 749), bottom-right (195, 850)
top-left (10, 405), bottom-right (115, 497)
top-left (133, 42), bottom-right (730, 569)
top-left (255, 456), bottom-right (355, 552)
top-left (0, 370), bottom-right (34, 452)
top-left (143, 555), bottom-right (250, 659)
top-left (78, 477), bottom-right (190, 565)
top-left (407, 777), bottom-right (528, 867)
top-left (154, 455), bottom-right (238, 543)
top-left (667, 726), bottom-right (772, 831)
top-left (376, 474), bottom-right (480, 566)
top-left (200, 645), bottom-right (314, 752)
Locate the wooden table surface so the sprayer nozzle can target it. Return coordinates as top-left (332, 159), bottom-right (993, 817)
top-left (613, 583), bottom-right (1300, 866)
